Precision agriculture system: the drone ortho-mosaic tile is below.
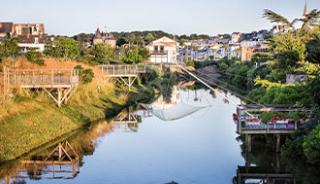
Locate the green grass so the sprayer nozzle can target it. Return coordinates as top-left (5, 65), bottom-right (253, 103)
top-left (0, 81), bottom-right (154, 162)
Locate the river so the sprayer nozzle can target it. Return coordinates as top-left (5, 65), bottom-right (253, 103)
top-left (0, 85), bottom-right (302, 184)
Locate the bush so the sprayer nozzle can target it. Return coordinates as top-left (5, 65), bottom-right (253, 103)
top-left (25, 49), bottom-right (44, 65)
top-left (74, 65), bottom-right (94, 84)
top-left (303, 125), bottom-right (320, 164)
top-left (123, 48), bottom-right (143, 64)
top-left (186, 60), bottom-right (195, 67)
top-left (89, 44), bottom-right (115, 64)
top-left (44, 37), bottom-right (80, 60)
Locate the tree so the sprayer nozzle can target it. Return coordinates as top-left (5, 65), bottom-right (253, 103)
top-left (303, 124), bottom-right (320, 164)
top-left (25, 48), bottom-right (44, 65)
top-left (89, 44), bottom-right (115, 64)
top-left (116, 37), bottom-right (127, 47)
top-left (145, 33), bottom-right (154, 44)
top-left (0, 38), bottom-right (20, 59)
top-left (263, 8), bottom-right (320, 32)
top-left (270, 32), bottom-right (306, 69)
top-left (306, 35), bottom-right (320, 63)
top-left (127, 33), bottom-right (136, 48)
top-left (123, 48), bottom-right (143, 64)
top-left (263, 9), bottom-right (298, 30)
top-left (44, 37), bottom-right (80, 60)
top-left (298, 9), bottom-right (320, 32)
top-left (308, 74), bottom-right (320, 105)
top-left (137, 47), bottom-right (150, 60)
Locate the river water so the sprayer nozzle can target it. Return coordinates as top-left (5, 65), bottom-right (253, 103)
top-left (0, 86), bottom-right (300, 184)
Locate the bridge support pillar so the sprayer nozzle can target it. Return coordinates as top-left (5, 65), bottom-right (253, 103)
top-left (43, 87), bottom-right (76, 107)
top-left (118, 76), bottom-right (137, 90)
top-left (246, 134), bottom-right (252, 152)
top-left (276, 134), bottom-right (281, 153)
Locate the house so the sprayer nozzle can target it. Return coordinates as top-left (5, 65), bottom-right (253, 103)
top-left (0, 22), bottom-right (47, 52)
top-left (0, 22), bottom-right (14, 39)
top-left (230, 32), bottom-right (241, 43)
top-left (286, 74), bottom-right (308, 83)
top-left (147, 37), bottom-right (179, 64)
top-left (270, 24), bottom-right (290, 36)
top-left (93, 28), bottom-right (116, 47)
top-left (240, 40), bottom-right (268, 61)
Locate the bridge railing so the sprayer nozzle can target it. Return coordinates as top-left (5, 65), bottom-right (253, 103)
top-left (99, 65), bottom-right (147, 76)
top-left (7, 68), bottom-right (79, 87)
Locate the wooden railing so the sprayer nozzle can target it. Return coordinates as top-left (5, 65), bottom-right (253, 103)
top-left (6, 68), bottom-right (79, 88)
top-left (0, 72), bottom-right (3, 98)
top-left (237, 121), bottom-right (298, 134)
top-left (99, 65), bottom-right (147, 76)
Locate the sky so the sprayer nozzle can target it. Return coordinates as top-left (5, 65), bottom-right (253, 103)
top-left (1, 0), bottom-right (319, 36)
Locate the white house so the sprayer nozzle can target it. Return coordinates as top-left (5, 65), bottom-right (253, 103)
top-left (147, 37), bottom-right (179, 64)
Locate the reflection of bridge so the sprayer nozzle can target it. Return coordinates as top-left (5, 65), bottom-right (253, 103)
top-left (111, 109), bottom-right (140, 132)
top-left (1, 67), bottom-right (79, 107)
top-left (1, 141), bottom-right (80, 183)
top-left (234, 166), bottom-right (295, 184)
top-left (99, 65), bottom-right (147, 90)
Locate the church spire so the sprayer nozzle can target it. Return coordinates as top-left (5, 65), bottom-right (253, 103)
top-left (303, 0), bottom-right (308, 16)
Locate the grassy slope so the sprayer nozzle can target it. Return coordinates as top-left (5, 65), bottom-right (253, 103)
top-left (0, 58), bottom-right (155, 161)
top-left (0, 81), bottom-right (154, 161)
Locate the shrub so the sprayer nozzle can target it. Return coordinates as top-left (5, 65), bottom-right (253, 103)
top-left (25, 49), bottom-right (44, 65)
top-left (303, 125), bottom-right (320, 164)
top-left (186, 60), bottom-right (195, 67)
top-left (74, 65), bottom-right (94, 84)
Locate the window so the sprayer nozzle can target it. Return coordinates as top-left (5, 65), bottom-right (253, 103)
top-left (160, 46), bottom-right (164, 52)
top-left (154, 46), bottom-right (158, 52)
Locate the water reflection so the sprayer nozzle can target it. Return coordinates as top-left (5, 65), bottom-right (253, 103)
top-left (234, 141), bottom-right (295, 184)
top-left (110, 108), bottom-right (141, 133)
top-left (1, 84), bottom-right (246, 184)
top-left (0, 118), bottom-right (114, 184)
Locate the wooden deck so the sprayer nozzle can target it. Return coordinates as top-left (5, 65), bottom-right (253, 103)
top-left (237, 123), bottom-right (298, 135)
top-left (1, 67), bottom-right (79, 107)
top-left (7, 68), bottom-right (79, 88)
top-left (99, 64), bottom-right (147, 77)
top-left (99, 64), bottom-right (147, 90)
top-left (1, 141), bottom-right (80, 183)
top-left (235, 166), bottom-right (294, 184)
top-left (242, 104), bottom-right (313, 112)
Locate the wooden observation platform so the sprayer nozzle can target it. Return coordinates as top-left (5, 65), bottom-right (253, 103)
top-left (234, 166), bottom-right (295, 184)
top-left (1, 67), bottom-right (79, 107)
top-left (99, 64), bottom-right (147, 90)
top-left (1, 141), bottom-right (80, 183)
top-left (234, 104), bottom-right (313, 152)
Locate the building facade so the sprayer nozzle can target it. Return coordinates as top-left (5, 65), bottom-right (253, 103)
top-left (0, 22), bottom-right (47, 52)
top-left (93, 28), bottom-right (116, 47)
top-left (147, 37), bottom-right (179, 64)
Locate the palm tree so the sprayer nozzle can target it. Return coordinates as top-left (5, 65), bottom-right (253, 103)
top-left (298, 9), bottom-right (320, 31)
top-left (263, 8), bottom-right (320, 32)
top-left (263, 9), bottom-right (298, 30)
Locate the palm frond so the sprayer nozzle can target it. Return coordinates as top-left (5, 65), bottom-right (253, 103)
top-left (263, 9), bottom-right (292, 28)
top-left (300, 9), bottom-right (320, 31)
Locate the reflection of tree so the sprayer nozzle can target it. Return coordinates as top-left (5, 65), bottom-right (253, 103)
top-left (235, 137), bottom-right (295, 184)
top-left (236, 135), bottom-right (320, 184)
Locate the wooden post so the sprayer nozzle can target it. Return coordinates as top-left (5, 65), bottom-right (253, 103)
top-left (128, 77), bottom-right (131, 90)
top-left (246, 134), bottom-right (252, 152)
top-left (238, 120), bottom-right (242, 133)
top-left (58, 88), bottom-right (62, 107)
top-left (276, 134), bottom-right (281, 153)
top-left (58, 143), bottom-right (62, 161)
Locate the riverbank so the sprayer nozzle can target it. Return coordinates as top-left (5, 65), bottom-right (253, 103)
top-left (0, 59), bottom-right (156, 162)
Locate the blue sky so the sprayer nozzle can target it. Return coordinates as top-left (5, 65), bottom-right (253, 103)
top-left (1, 0), bottom-right (319, 36)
